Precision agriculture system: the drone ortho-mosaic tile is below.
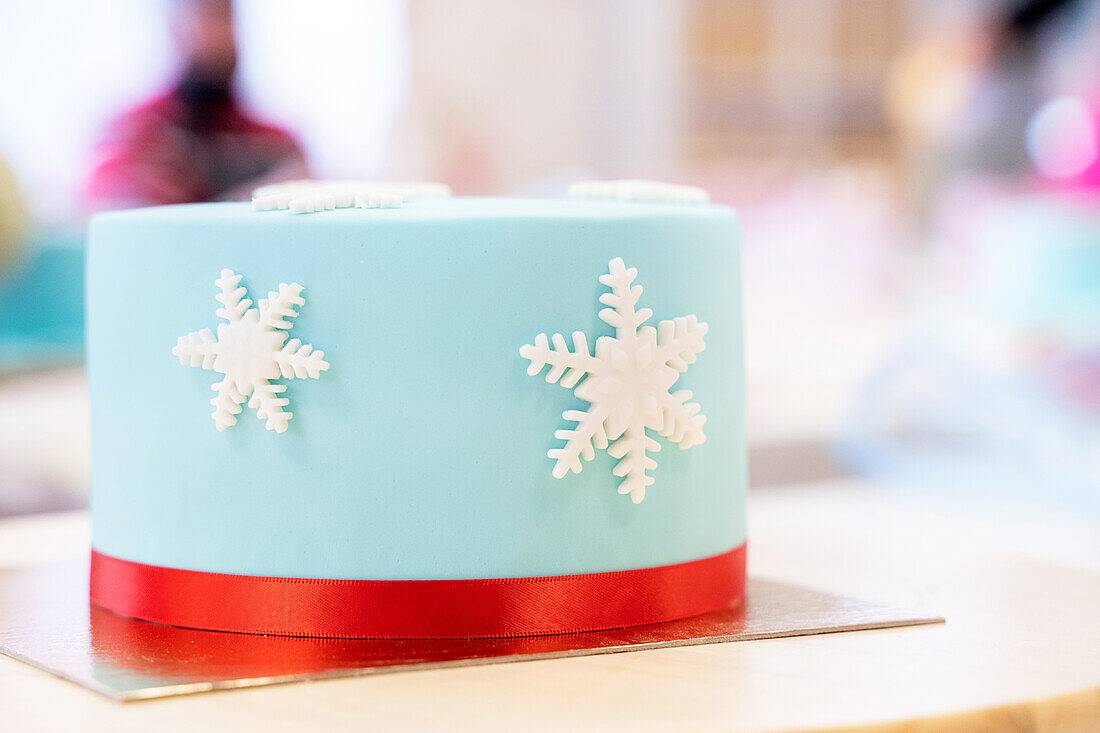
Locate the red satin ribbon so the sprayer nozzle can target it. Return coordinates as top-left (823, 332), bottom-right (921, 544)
top-left (90, 545), bottom-right (745, 639)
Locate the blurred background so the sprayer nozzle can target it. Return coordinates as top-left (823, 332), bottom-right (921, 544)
top-left (0, 0), bottom-right (1097, 562)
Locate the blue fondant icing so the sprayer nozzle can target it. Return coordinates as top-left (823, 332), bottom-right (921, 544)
top-left (87, 198), bottom-right (746, 579)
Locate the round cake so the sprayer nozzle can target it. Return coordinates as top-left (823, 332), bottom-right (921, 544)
top-left (970, 192), bottom-right (1100, 340)
top-left (86, 184), bottom-right (747, 638)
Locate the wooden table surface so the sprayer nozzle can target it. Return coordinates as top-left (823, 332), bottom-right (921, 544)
top-left (2, 479), bottom-right (1098, 732)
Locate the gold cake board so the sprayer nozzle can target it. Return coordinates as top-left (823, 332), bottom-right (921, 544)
top-left (0, 559), bottom-right (942, 701)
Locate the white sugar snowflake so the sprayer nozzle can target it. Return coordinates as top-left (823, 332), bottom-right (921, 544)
top-left (251, 180), bottom-right (451, 214)
top-left (521, 258), bottom-right (708, 503)
top-left (172, 270), bottom-right (330, 433)
top-left (568, 179), bottom-right (710, 205)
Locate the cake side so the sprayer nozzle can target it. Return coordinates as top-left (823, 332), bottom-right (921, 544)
top-left (87, 198), bottom-right (746, 580)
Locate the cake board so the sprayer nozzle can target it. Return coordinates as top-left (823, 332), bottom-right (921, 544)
top-left (0, 559), bottom-right (943, 701)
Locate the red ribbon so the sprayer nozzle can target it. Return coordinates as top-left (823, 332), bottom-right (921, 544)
top-left (90, 545), bottom-right (745, 639)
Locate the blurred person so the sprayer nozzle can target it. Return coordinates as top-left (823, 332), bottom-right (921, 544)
top-left (889, 0), bottom-right (1093, 222)
top-left (85, 0), bottom-right (308, 210)
top-left (947, 0), bottom-right (1085, 176)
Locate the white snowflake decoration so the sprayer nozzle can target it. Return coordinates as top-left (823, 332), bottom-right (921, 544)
top-left (521, 258), bottom-right (708, 503)
top-left (251, 180), bottom-right (451, 214)
top-left (568, 180), bottom-right (710, 205)
top-left (172, 270), bottom-right (330, 433)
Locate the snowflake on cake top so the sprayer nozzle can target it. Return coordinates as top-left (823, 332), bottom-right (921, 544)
top-left (568, 180), bottom-right (710, 205)
top-left (251, 180), bottom-right (451, 214)
top-left (172, 270), bottom-right (329, 433)
top-left (520, 258), bottom-right (708, 503)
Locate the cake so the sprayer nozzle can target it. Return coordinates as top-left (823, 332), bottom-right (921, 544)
top-left (86, 181), bottom-right (747, 638)
top-left (969, 192), bottom-right (1100, 341)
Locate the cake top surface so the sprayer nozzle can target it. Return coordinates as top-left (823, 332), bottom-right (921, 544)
top-left (92, 197), bottom-right (737, 226)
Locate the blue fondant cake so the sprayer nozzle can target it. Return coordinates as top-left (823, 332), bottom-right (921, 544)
top-left (86, 192), bottom-right (746, 632)
top-left (971, 193), bottom-right (1100, 339)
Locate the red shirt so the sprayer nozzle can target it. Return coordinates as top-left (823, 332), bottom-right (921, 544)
top-left (87, 86), bottom-right (306, 208)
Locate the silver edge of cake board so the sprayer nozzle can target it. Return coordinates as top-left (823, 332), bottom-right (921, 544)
top-left (0, 559), bottom-right (944, 702)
